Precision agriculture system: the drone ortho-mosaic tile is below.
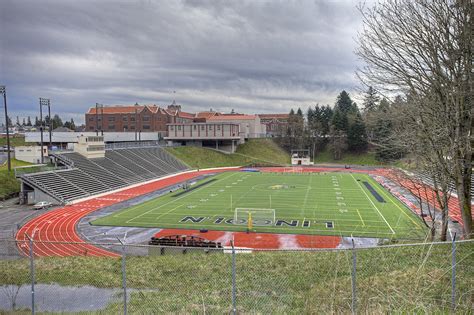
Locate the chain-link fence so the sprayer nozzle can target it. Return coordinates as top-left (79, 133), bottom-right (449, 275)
top-left (0, 238), bottom-right (472, 314)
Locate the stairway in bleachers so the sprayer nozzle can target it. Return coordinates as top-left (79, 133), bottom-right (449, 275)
top-left (22, 147), bottom-right (189, 203)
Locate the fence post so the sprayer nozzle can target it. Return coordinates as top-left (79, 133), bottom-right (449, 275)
top-left (351, 238), bottom-right (357, 315)
top-left (231, 240), bottom-right (237, 315)
top-left (25, 234), bottom-right (35, 315)
top-left (451, 233), bottom-right (456, 312)
top-left (117, 238), bottom-right (127, 315)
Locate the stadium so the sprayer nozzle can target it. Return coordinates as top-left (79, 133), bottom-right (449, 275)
top-left (0, 135), bottom-right (471, 313)
top-left (1, 0), bottom-right (473, 313)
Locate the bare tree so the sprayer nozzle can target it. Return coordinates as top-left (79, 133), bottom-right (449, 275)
top-left (328, 128), bottom-right (347, 160)
top-left (356, 0), bottom-right (472, 238)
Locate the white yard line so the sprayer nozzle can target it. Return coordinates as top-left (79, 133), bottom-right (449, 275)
top-left (350, 173), bottom-right (395, 234)
top-left (155, 204), bottom-right (183, 221)
top-left (356, 209), bottom-right (365, 227)
top-left (301, 174), bottom-right (313, 217)
top-left (125, 172), bottom-right (239, 223)
top-left (369, 177), bottom-right (424, 229)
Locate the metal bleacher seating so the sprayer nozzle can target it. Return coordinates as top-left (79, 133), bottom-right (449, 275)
top-left (22, 147), bottom-right (189, 204)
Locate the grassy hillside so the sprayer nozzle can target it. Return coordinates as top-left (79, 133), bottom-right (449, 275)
top-left (0, 241), bottom-right (472, 313)
top-left (0, 136), bottom-right (28, 147)
top-left (313, 147), bottom-right (384, 166)
top-left (166, 139), bottom-right (290, 169)
top-left (0, 159), bottom-right (32, 200)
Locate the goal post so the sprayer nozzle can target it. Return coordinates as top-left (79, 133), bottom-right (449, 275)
top-left (233, 208), bottom-right (276, 226)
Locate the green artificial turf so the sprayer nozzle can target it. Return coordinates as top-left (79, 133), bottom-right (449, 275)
top-left (92, 171), bottom-right (426, 239)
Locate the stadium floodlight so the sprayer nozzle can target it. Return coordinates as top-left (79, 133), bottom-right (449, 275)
top-left (95, 103), bottom-right (104, 136)
top-left (39, 98), bottom-right (51, 164)
top-left (0, 86), bottom-right (11, 171)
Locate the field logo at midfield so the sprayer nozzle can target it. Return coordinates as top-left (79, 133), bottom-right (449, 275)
top-left (269, 184), bottom-right (289, 190)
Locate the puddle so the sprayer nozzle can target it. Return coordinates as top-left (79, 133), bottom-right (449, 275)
top-left (0, 284), bottom-right (122, 312)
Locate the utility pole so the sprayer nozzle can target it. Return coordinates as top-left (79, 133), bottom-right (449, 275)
top-left (0, 86), bottom-right (11, 172)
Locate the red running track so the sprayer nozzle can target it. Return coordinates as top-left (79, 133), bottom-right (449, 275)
top-left (16, 168), bottom-right (235, 257)
top-left (16, 166), bottom-right (473, 257)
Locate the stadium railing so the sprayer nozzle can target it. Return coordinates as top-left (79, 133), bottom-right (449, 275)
top-left (0, 238), bottom-right (472, 314)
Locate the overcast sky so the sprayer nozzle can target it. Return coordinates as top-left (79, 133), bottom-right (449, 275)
top-left (1, 0), bottom-right (365, 124)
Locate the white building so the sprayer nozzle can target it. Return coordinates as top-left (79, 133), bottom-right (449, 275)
top-left (14, 146), bottom-right (48, 164)
top-left (165, 123), bottom-right (241, 153)
top-left (207, 114), bottom-right (266, 139)
top-left (74, 135), bottom-right (105, 158)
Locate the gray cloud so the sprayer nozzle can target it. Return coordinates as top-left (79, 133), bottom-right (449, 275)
top-left (1, 0), bottom-right (364, 123)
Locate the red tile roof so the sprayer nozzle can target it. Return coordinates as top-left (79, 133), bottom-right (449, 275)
top-left (208, 114), bottom-right (257, 121)
top-left (177, 111), bottom-right (195, 119)
top-left (196, 111), bottom-right (218, 119)
top-left (258, 114), bottom-right (290, 119)
top-left (87, 105), bottom-right (160, 115)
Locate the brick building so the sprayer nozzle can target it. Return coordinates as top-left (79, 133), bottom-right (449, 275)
top-left (85, 103), bottom-right (194, 136)
top-left (258, 114), bottom-right (290, 136)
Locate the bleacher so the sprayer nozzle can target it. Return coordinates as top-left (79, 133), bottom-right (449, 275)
top-left (21, 147), bottom-right (189, 203)
top-left (415, 171), bottom-right (474, 195)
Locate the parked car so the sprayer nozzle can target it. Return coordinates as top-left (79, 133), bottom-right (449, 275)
top-left (33, 201), bottom-right (52, 210)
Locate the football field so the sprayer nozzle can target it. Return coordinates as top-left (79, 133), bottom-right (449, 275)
top-left (92, 171), bottom-right (427, 239)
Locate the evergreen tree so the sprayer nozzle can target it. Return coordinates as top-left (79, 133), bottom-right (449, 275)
top-left (16, 116), bottom-right (20, 126)
top-left (34, 116), bottom-right (40, 127)
top-left (320, 105), bottom-right (333, 135)
top-left (334, 90), bottom-right (354, 114)
top-left (22, 118), bottom-right (26, 126)
top-left (26, 116), bottom-right (32, 126)
top-left (44, 115), bottom-right (50, 127)
top-left (362, 86), bottom-right (380, 112)
top-left (331, 109), bottom-right (348, 132)
top-left (348, 112), bottom-right (368, 152)
top-left (52, 114), bottom-right (63, 129)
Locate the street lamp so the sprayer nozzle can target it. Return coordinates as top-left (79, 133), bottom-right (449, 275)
top-left (0, 86), bottom-right (11, 172)
top-left (39, 98), bottom-right (51, 164)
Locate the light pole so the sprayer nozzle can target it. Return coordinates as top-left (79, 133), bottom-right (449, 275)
top-left (95, 103), bottom-right (104, 136)
top-left (0, 86), bottom-right (11, 172)
top-left (39, 98), bottom-right (50, 164)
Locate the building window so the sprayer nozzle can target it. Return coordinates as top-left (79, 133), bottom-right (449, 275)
top-left (123, 126), bottom-right (128, 130)
top-left (123, 117), bottom-right (128, 121)
top-left (201, 125), bottom-right (205, 130)
top-left (170, 126), bottom-right (174, 131)
top-left (209, 125), bottom-right (213, 130)
top-left (89, 126), bottom-right (94, 130)
top-left (108, 125), bottom-right (115, 129)
top-left (88, 117), bottom-right (94, 121)
top-left (193, 125), bottom-right (197, 130)
top-left (143, 116), bottom-right (150, 121)
top-left (108, 117), bottom-right (115, 121)
top-left (130, 117), bottom-right (136, 122)
top-left (130, 126), bottom-right (135, 130)
top-left (143, 125), bottom-right (150, 129)
top-left (217, 125), bottom-right (221, 130)
top-left (177, 126), bottom-right (181, 131)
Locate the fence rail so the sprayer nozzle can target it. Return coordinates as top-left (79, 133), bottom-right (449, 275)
top-left (0, 238), bottom-right (472, 314)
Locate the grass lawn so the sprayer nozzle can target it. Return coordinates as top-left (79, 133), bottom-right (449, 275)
top-left (166, 139), bottom-right (290, 169)
top-left (0, 241), bottom-right (472, 313)
top-left (0, 136), bottom-right (28, 147)
top-left (92, 171), bottom-right (426, 239)
top-left (313, 148), bottom-right (384, 166)
top-left (0, 159), bottom-right (32, 199)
